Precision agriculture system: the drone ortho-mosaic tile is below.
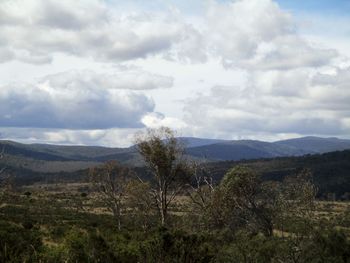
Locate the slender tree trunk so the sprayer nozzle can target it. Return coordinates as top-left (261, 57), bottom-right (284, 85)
top-left (159, 192), bottom-right (167, 226)
top-left (158, 180), bottom-right (168, 226)
top-left (112, 205), bottom-right (121, 230)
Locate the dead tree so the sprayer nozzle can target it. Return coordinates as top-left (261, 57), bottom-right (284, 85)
top-left (89, 161), bottom-right (134, 230)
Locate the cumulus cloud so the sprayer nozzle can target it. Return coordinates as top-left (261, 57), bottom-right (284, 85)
top-left (0, 0), bottom-right (348, 145)
top-left (310, 67), bottom-right (350, 110)
top-left (0, 68), bottom-right (174, 129)
top-left (0, 0), bottom-right (206, 64)
top-left (183, 66), bottom-right (350, 137)
top-left (180, 0), bottom-right (346, 138)
top-left (141, 112), bottom-right (188, 130)
top-left (205, 0), bottom-right (338, 70)
top-left (0, 0), bottom-right (337, 69)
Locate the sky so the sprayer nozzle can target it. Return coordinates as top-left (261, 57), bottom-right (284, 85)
top-left (0, 0), bottom-right (349, 146)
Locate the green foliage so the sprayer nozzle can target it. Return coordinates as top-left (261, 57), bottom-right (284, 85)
top-left (303, 229), bottom-right (350, 263)
top-left (48, 228), bottom-right (119, 263)
top-left (139, 228), bottom-right (216, 262)
top-left (136, 127), bottom-right (191, 226)
top-left (206, 150), bottom-right (350, 198)
top-left (211, 166), bottom-right (275, 236)
top-left (216, 232), bottom-right (282, 263)
top-left (0, 220), bottom-right (42, 262)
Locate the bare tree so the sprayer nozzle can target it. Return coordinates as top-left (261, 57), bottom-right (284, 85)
top-left (278, 169), bottom-right (317, 238)
top-left (89, 161), bottom-right (134, 230)
top-left (126, 179), bottom-right (154, 230)
top-left (188, 162), bottom-right (215, 211)
top-left (135, 127), bottom-right (191, 226)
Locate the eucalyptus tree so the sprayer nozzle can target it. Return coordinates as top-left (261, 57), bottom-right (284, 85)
top-left (135, 127), bottom-right (191, 226)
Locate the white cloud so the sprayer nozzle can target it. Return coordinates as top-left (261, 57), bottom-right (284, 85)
top-left (240, 36), bottom-right (337, 70)
top-left (0, 0), bottom-right (339, 71)
top-left (0, 0), bottom-right (206, 64)
top-left (0, 127), bottom-right (140, 147)
top-left (183, 66), bottom-right (350, 138)
top-left (205, 0), bottom-right (338, 70)
top-left (141, 112), bottom-right (188, 130)
top-left (180, 0), bottom-right (347, 139)
top-left (0, 68), bottom-right (173, 129)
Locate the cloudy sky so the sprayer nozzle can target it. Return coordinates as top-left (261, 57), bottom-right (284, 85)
top-left (0, 0), bottom-right (349, 146)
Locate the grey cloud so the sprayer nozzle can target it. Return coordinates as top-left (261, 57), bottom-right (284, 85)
top-left (42, 69), bottom-right (173, 90)
top-left (103, 34), bottom-right (175, 61)
top-left (184, 66), bottom-right (350, 137)
top-left (0, 0), bottom-right (338, 69)
top-left (313, 67), bottom-right (350, 87)
top-left (0, 85), bottom-right (154, 129)
top-left (243, 37), bottom-right (338, 70)
top-left (35, 0), bottom-right (107, 30)
top-left (0, 0), bottom-right (199, 64)
top-left (310, 67), bottom-right (350, 110)
top-left (0, 127), bottom-right (140, 147)
top-left (0, 69), bottom-right (165, 129)
top-left (0, 48), bottom-right (14, 62)
top-left (0, 3), bottom-right (23, 26)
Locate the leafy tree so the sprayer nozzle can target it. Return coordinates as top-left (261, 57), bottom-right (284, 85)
top-left (213, 166), bottom-right (275, 236)
top-left (135, 127), bottom-right (191, 226)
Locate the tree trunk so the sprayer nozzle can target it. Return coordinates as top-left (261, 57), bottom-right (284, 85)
top-left (112, 205), bottom-right (121, 231)
top-left (159, 196), bottom-right (167, 226)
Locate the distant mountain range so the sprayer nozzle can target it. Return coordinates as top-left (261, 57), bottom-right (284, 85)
top-left (184, 136), bottom-right (350, 161)
top-left (1, 136), bottom-right (350, 173)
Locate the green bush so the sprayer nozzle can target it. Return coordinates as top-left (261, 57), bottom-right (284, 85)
top-left (0, 220), bottom-right (42, 263)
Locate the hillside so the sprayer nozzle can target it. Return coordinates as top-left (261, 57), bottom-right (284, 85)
top-left (274, 136), bottom-right (350, 154)
top-left (1, 136), bottom-right (350, 174)
top-left (205, 150), bottom-right (350, 198)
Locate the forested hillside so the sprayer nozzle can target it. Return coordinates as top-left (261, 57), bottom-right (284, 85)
top-left (206, 150), bottom-right (350, 198)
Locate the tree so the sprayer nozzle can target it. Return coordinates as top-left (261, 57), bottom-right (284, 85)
top-left (0, 148), bottom-right (14, 205)
top-left (276, 169), bottom-right (317, 238)
top-left (188, 162), bottom-right (215, 212)
top-left (214, 166), bottom-right (318, 238)
top-left (89, 161), bottom-right (134, 230)
top-left (135, 127), bottom-right (191, 226)
top-left (187, 162), bottom-right (216, 229)
top-left (216, 166), bottom-right (277, 236)
top-left (126, 179), bottom-right (155, 230)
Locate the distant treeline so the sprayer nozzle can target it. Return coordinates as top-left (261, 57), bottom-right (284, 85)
top-left (3, 150), bottom-right (350, 199)
top-left (205, 150), bottom-right (350, 199)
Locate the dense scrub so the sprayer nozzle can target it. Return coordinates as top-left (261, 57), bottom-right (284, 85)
top-left (1, 173), bottom-right (350, 262)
